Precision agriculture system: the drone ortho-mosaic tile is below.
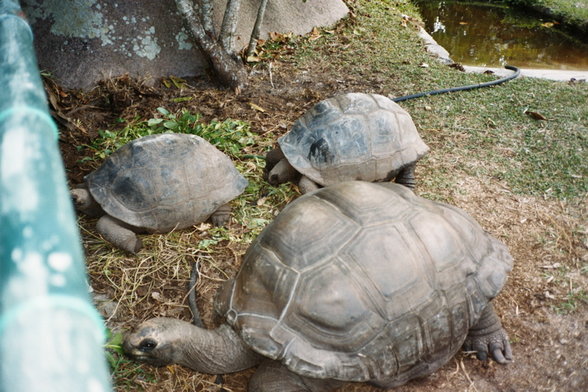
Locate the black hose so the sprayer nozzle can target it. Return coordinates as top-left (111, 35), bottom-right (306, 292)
top-left (188, 260), bottom-right (205, 327)
top-left (392, 65), bottom-right (520, 102)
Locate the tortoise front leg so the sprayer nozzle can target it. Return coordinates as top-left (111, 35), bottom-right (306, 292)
top-left (96, 215), bottom-right (143, 253)
top-left (248, 360), bottom-right (343, 392)
top-left (463, 303), bottom-right (513, 364)
top-left (297, 176), bottom-right (320, 194)
top-left (210, 203), bottom-right (232, 227)
top-left (264, 147), bottom-right (285, 175)
top-left (394, 163), bottom-right (416, 189)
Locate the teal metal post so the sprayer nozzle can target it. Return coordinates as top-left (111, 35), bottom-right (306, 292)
top-left (0, 1), bottom-right (112, 391)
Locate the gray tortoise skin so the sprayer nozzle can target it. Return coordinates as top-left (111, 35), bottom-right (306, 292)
top-left (71, 133), bottom-right (247, 253)
top-left (124, 181), bottom-right (513, 391)
top-left (265, 93), bottom-right (429, 192)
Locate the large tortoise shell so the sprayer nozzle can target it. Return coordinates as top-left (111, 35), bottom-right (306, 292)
top-left (217, 181), bottom-right (511, 384)
top-left (86, 133), bottom-right (247, 232)
top-left (278, 93), bottom-right (429, 186)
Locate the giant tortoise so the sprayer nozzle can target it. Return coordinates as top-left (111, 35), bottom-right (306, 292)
top-left (265, 93), bottom-right (429, 193)
top-left (123, 181), bottom-right (512, 391)
top-left (71, 133), bottom-right (247, 253)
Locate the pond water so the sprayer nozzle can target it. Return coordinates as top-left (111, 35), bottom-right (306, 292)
top-left (415, 0), bottom-right (588, 70)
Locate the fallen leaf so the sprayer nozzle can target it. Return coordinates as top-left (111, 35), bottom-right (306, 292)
top-left (541, 263), bottom-right (561, 269)
top-left (525, 110), bottom-right (548, 121)
top-left (169, 76), bottom-right (187, 89)
top-left (171, 96), bottom-right (193, 103)
top-left (151, 292), bottom-right (162, 301)
top-left (544, 291), bottom-right (556, 300)
top-left (309, 27), bottom-right (322, 41)
top-left (196, 223), bottom-right (212, 231)
top-left (269, 31), bottom-right (292, 42)
top-left (249, 102), bottom-right (266, 112)
top-left (459, 21), bottom-right (468, 25)
top-left (541, 22), bottom-right (555, 28)
top-left (246, 55), bottom-right (261, 63)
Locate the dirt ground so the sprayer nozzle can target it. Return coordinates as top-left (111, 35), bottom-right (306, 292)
top-left (51, 32), bottom-right (587, 392)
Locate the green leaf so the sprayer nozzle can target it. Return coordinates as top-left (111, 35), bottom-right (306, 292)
top-left (163, 120), bottom-right (178, 129)
top-left (147, 118), bottom-right (163, 126)
top-left (171, 96), bottom-right (193, 103)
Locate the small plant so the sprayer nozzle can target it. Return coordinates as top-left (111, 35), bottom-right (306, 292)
top-left (104, 328), bottom-right (157, 388)
top-left (104, 328), bottom-right (126, 371)
top-left (82, 108), bottom-right (256, 162)
top-left (197, 226), bottom-right (231, 251)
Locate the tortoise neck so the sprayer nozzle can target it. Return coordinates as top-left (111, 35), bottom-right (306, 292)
top-left (179, 323), bottom-right (262, 373)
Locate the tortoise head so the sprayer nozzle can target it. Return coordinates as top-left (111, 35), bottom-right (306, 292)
top-left (70, 185), bottom-right (104, 217)
top-left (123, 317), bottom-right (262, 373)
top-left (123, 318), bottom-right (188, 367)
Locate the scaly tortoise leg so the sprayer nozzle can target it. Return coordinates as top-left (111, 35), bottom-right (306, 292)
top-left (264, 147), bottom-right (285, 175)
top-left (394, 163), bottom-right (417, 189)
top-left (96, 215), bottom-right (142, 254)
top-left (297, 175), bottom-right (320, 194)
top-left (210, 203), bottom-right (232, 227)
top-left (463, 303), bottom-right (513, 364)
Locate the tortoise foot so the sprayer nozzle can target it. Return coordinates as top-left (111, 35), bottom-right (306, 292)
top-left (96, 215), bottom-right (142, 254)
top-left (463, 304), bottom-right (513, 364)
top-left (211, 203), bottom-right (232, 227)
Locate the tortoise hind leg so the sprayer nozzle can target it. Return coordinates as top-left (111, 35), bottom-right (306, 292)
top-left (463, 303), bottom-right (513, 364)
top-left (248, 360), bottom-right (343, 392)
top-left (394, 163), bottom-right (417, 189)
top-left (96, 215), bottom-right (142, 253)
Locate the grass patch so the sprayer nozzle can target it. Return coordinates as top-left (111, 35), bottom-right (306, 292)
top-left (554, 289), bottom-right (588, 314)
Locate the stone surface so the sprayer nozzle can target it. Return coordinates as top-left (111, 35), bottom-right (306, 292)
top-left (21, 0), bottom-right (348, 89)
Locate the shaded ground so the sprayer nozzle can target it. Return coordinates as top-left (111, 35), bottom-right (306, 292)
top-left (52, 5), bottom-right (587, 392)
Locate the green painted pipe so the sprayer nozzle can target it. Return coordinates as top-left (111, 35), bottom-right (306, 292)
top-left (0, 1), bottom-right (112, 391)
